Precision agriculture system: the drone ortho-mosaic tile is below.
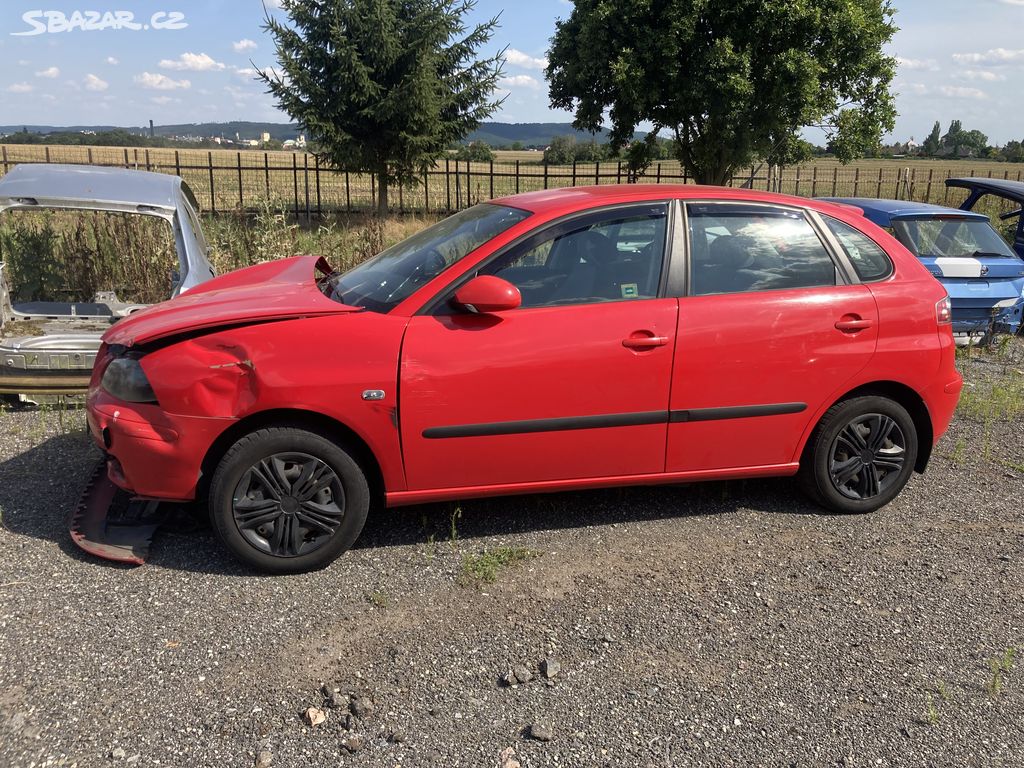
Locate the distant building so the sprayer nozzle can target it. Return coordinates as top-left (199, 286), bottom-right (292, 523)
top-left (261, 132), bottom-right (271, 145)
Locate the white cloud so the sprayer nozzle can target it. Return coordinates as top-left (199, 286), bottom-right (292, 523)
top-left (159, 52), bottom-right (225, 72)
top-left (233, 66), bottom-right (258, 78)
top-left (937, 85), bottom-right (988, 99)
top-left (35, 66), bottom-right (60, 79)
top-left (150, 96), bottom-right (178, 105)
top-left (896, 57), bottom-right (938, 72)
top-left (997, 0), bottom-right (1024, 5)
top-left (233, 39), bottom-right (257, 53)
top-left (134, 72), bottom-right (191, 90)
top-left (84, 74), bottom-right (109, 92)
top-left (955, 69), bottom-right (1006, 82)
top-left (6, 83), bottom-right (33, 94)
top-left (898, 82), bottom-right (988, 100)
top-left (106, 56), bottom-right (119, 65)
top-left (952, 48), bottom-right (1024, 66)
top-left (500, 74), bottom-right (541, 90)
top-left (505, 48), bottom-right (547, 70)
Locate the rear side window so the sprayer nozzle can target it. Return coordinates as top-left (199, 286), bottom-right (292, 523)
top-left (687, 204), bottom-right (838, 296)
top-left (823, 216), bottom-right (893, 281)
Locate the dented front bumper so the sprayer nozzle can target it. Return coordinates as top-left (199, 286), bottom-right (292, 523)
top-left (87, 389), bottom-right (234, 501)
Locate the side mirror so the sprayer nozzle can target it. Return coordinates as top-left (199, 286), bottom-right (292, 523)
top-left (453, 275), bottom-right (521, 314)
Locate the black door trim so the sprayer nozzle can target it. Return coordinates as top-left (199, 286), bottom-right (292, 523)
top-left (422, 402), bottom-right (807, 439)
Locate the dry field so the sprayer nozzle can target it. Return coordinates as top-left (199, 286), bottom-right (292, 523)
top-left (2, 143), bottom-right (1023, 216)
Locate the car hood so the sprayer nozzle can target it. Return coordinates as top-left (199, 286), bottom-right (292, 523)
top-left (104, 255), bottom-right (360, 346)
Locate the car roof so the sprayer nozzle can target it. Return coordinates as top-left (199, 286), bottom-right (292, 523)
top-left (0, 163), bottom-right (185, 211)
top-left (820, 197), bottom-right (989, 227)
top-left (946, 177), bottom-right (1024, 205)
top-left (491, 184), bottom-right (860, 218)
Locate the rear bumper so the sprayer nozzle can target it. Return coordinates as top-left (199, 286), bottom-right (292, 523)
top-left (86, 390), bottom-right (233, 500)
top-left (0, 336), bottom-right (101, 395)
top-left (921, 373), bottom-right (963, 447)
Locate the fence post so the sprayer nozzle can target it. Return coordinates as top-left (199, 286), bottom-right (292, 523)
top-left (315, 156), bottom-right (322, 217)
top-left (594, 161), bottom-right (600, 185)
top-left (345, 170), bottom-right (351, 212)
top-left (571, 160), bottom-right (577, 187)
top-left (134, 149), bottom-right (139, 168)
top-left (446, 158), bottom-right (452, 211)
top-left (87, 147), bottom-right (94, 165)
top-left (925, 169), bottom-right (933, 202)
top-left (292, 153), bottom-right (300, 220)
top-left (543, 162), bottom-right (549, 190)
top-left (616, 161), bottom-right (622, 184)
top-left (1, 146), bottom-right (7, 174)
top-left (123, 148), bottom-right (130, 168)
top-left (371, 173), bottom-right (376, 212)
top-left (489, 159), bottom-right (494, 199)
top-left (794, 166), bottom-right (801, 196)
top-left (237, 152), bottom-right (244, 210)
top-left (399, 182), bottom-right (404, 214)
top-left (831, 167), bottom-right (838, 196)
top-left (145, 149), bottom-right (151, 172)
top-left (424, 169), bottom-right (430, 212)
top-left (810, 166), bottom-right (818, 197)
top-left (175, 150), bottom-right (181, 179)
top-left (515, 160), bottom-right (520, 194)
top-left (656, 162), bottom-right (662, 185)
top-left (853, 168), bottom-right (860, 197)
top-left (453, 161), bottom-right (460, 210)
top-left (876, 168), bottom-right (883, 197)
top-left (264, 153), bottom-right (270, 199)
top-left (466, 160), bottom-right (471, 207)
top-left (303, 154), bottom-right (311, 221)
top-left (208, 151), bottom-right (217, 214)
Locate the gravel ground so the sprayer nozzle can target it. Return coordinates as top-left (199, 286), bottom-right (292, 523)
top-left (1, 342), bottom-right (1022, 768)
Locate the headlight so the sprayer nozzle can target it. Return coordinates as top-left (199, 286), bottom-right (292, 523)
top-left (101, 356), bottom-right (158, 404)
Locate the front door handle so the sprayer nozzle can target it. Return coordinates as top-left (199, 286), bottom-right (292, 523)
top-left (622, 334), bottom-right (669, 350)
top-left (835, 316), bottom-right (874, 333)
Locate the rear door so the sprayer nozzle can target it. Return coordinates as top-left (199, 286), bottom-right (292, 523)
top-left (399, 203), bottom-right (678, 492)
top-left (667, 202), bottom-right (879, 473)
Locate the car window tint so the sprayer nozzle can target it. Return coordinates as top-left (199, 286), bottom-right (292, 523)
top-left (823, 216), bottom-right (892, 281)
top-left (687, 204), bottom-right (837, 296)
top-left (481, 205), bottom-right (668, 308)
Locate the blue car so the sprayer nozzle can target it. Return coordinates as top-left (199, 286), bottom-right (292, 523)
top-left (823, 197), bottom-right (1024, 341)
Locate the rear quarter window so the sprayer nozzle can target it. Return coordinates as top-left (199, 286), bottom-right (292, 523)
top-left (823, 216), bottom-right (893, 282)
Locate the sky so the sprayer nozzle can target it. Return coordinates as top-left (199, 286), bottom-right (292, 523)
top-left (0, 0), bottom-right (1023, 144)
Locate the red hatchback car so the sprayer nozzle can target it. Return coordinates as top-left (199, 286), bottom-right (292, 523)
top-left (86, 185), bottom-right (962, 572)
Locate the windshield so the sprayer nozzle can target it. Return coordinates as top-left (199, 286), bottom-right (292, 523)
top-left (892, 217), bottom-right (1019, 259)
top-left (326, 204), bottom-right (530, 313)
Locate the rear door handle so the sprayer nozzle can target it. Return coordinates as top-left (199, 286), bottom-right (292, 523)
top-left (835, 317), bottom-right (874, 332)
top-left (622, 335), bottom-right (669, 350)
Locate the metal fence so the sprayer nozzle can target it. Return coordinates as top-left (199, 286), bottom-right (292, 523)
top-left (2, 143), bottom-right (1023, 218)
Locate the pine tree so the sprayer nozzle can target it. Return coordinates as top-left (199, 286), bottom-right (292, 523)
top-left (260, 0), bottom-right (504, 214)
top-left (923, 121), bottom-right (941, 156)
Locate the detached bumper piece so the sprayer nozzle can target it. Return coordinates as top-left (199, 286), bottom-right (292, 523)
top-left (70, 462), bottom-right (166, 565)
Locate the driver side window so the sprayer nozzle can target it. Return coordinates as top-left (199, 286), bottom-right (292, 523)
top-left (480, 205), bottom-right (668, 308)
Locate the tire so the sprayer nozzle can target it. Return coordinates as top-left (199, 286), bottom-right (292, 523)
top-left (798, 396), bottom-right (918, 515)
top-left (209, 427), bottom-right (370, 573)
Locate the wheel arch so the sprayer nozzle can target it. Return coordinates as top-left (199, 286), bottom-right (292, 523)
top-left (199, 408), bottom-right (386, 503)
top-left (802, 381), bottom-right (934, 473)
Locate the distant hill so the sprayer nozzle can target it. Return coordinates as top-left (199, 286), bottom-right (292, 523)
top-left (0, 121), bottom-right (634, 148)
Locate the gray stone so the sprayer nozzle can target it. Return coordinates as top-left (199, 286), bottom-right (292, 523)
top-left (255, 752), bottom-right (273, 768)
top-left (529, 723), bottom-right (554, 742)
top-left (513, 664), bottom-right (533, 684)
top-left (341, 734), bottom-right (365, 753)
top-left (540, 658), bottom-right (561, 679)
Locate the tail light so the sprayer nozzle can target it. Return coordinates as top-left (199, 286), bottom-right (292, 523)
top-left (936, 296), bottom-right (952, 325)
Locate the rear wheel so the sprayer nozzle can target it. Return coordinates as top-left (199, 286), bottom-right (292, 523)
top-left (209, 427), bottom-right (370, 573)
top-left (799, 396), bottom-right (918, 514)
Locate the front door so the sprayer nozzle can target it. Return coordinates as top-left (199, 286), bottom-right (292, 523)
top-left (667, 202), bottom-right (880, 473)
top-left (400, 203), bottom-right (678, 491)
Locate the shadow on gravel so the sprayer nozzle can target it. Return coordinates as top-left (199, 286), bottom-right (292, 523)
top-left (1, 430), bottom-right (823, 574)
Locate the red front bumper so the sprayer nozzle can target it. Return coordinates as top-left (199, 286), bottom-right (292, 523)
top-left (87, 390), bottom-right (234, 501)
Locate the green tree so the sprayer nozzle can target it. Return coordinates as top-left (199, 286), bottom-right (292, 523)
top-left (923, 120), bottom-right (941, 156)
top-left (455, 140), bottom-right (494, 162)
top-left (547, 0), bottom-right (897, 185)
top-left (260, 0), bottom-right (504, 213)
top-left (544, 135), bottom-right (577, 165)
top-left (510, 141), bottom-right (524, 151)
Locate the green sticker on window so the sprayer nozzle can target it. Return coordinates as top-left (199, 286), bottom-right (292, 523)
top-left (621, 283), bottom-right (639, 299)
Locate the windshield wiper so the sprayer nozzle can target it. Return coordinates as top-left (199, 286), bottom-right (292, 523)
top-left (971, 250), bottom-right (1015, 259)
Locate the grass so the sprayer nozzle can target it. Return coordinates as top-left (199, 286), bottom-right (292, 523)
top-left (459, 546), bottom-right (538, 586)
top-left (957, 375), bottom-right (1024, 423)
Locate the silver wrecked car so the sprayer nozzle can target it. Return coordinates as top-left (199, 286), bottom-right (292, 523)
top-left (0, 164), bottom-right (215, 399)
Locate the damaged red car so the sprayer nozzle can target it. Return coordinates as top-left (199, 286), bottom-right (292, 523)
top-left (85, 186), bottom-right (962, 572)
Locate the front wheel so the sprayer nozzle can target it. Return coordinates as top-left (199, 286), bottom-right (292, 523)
top-left (209, 427), bottom-right (370, 573)
top-left (799, 396), bottom-right (918, 514)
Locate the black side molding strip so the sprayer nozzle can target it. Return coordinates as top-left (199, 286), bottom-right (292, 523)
top-left (422, 402), bottom-right (807, 439)
top-left (422, 411), bottom-right (667, 439)
top-left (671, 402), bottom-right (807, 423)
